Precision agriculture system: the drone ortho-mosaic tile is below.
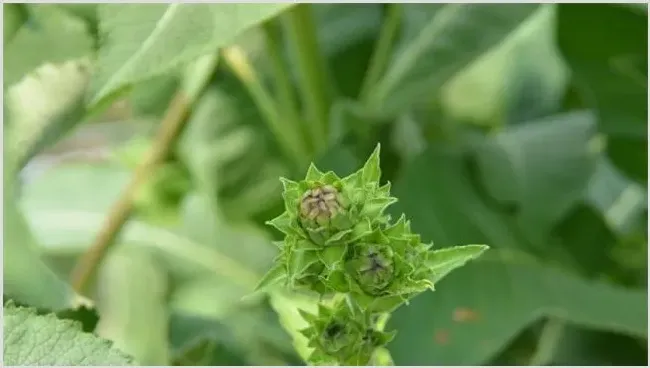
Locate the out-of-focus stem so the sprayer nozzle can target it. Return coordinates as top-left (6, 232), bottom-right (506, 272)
top-left (283, 4), bottom-right (330, 153)
top-left (262, 20), bottom-right (306, 147)
top-left (222, 46), bottom-right (308, 167)
top-left (359, 4), bottom-right (402, 102)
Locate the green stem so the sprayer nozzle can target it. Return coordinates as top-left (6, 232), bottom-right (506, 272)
top-left (283, 4), bottom-right (330, 153)
top-left (359, 4), bottom-right (402, 103)
top-left (222, 46), bottom-right (308, 167)
top-left (262, 20), bottom-right (306, 146)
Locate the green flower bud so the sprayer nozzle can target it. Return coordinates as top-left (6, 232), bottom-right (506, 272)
top-left (266, 144), bottom-right (396, 248)
top-left (299, 299), bottom-right (394, 366)
top-left (349, 244), bottom-right (395, 296)
top-left (255, 143), bottom-right (491, 366)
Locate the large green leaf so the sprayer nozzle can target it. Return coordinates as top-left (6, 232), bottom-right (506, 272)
top-left (90, 4), bottom-right (294, 106)
top-left (367, 4), bottom-right (539, 115)
top-left (3, 302), bottom-right (134, 365)
top-left (5, 58), bottom-right (93, 169)
top-left (557, 4), bottom-right (648, 185)
top-left (387, 253), bottom-right (647, 365)
top-left (471, 111), bottom-right (598, 238)
top-left (4, 5), bottom-right (93, 86)
top-left (389, 145), bottom-right (647, 364)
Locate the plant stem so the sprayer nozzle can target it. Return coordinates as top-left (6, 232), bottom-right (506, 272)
top-left (359, 4), bottom-right (402, 103)
top-left (262, 20), bottom-right (306, 147)
top-left (70, 92), bottom-right (194, 295)
top-left (283, 4), bottom-right (330, 152)
top-left (222, 46), bottom-right (308, 167)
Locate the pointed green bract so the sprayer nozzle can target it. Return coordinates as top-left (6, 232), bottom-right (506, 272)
top-left (426, 244), bottom-right (489, 285)
top-left (260, 144), bottom-right (489, 365)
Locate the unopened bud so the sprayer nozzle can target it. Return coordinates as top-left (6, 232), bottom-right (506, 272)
top-left (351, 244), bottom-right (395, 296)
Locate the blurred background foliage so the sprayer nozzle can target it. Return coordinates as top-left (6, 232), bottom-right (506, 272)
top-left (3, 3), bottom-right (647, 366)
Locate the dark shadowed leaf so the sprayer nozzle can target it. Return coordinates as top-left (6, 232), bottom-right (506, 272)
top-left (557, 4), bottom-right (648, 186)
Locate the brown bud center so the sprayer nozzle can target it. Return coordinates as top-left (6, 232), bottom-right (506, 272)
top-left (300, 185), bottom-right (341, 221)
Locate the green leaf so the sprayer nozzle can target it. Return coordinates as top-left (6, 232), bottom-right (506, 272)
top-left (388, 253), bottom-right (647, 365)
top-left (368, 4), bottom-right (539, 115)
top-left (4, 5), bottom-right (93, 86)
top-left (3, 302), bottom-right (135, 365)
top-left (90, 3), bottom-right (294, 106)
top-left (5, 58), bottom-right (92, 169)
top-left (557, 4), bottom-right (648, 186)
top-left (95, 247), bottom-right (170, 365)
top-left (426, 244), bottom-right (489, 285)
top-left (471, 111), bottom-right (598, 238)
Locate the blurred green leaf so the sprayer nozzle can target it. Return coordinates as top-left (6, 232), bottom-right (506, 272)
top-left (4, 197), bottom-right (86, 312)
top-left (5, 58), bottom-right (93, 169)
top-left (4, 163), bottom-right (90, 313)
top-left (557, 4), bottom-right (648, 186)
top-left (269, 291), bottom-right (321, 364)
top-left (606, 137), bottom-right (647, 186)
top-left (368, 4), bottom-right (539, 115)
top-left (179, 75), bottom-right (287, 220)
top-left (313, 4), bottom-right (383, 99)
top-left (20, 164), bottom-right (267, 294)
top-left (391, 146), bottom-right (524, 252)
top-left (3, 4), bottom-right (28, 43)
top-left (90, 4), bottom-right (294, 106)
top-left (129, 75), bottom-right (179, 118)
top-left (170, 299), bottom-right (299, 366)
top-left (388, 253), bottom-right (648, 365)
top-left (3, 302), bottom-right (134, 365)
top-left (586, 159), bottom-right (647, 235)
top-left (552, 326), bottom-right (649, 365)
top-left (552, 204), bottom-right (617, 277)
top-left (95, 246), bottom-right (170, 365)
top-left (471, 111), bottom-right (598, 238)
top-left (56, 4), bottom-right (98, 26)
top-left (4, 5), bottom-right (93, 86)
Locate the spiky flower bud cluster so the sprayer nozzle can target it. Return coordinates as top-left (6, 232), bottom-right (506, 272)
top-left (257, 144), bottom-right (489, 366)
